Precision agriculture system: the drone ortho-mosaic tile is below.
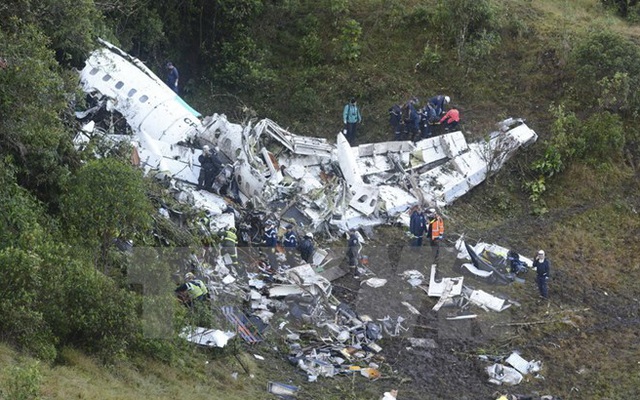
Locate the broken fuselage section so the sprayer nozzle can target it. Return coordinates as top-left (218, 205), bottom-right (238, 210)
top-left (78, 39), bottom-right (538, 234)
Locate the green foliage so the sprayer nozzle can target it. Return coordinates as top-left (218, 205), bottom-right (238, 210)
top-left (431, 0), bottom-right (501, 63)
top-left (532, 144), bottom-right (564, 178)
top-left (601, 0), bottom-right (640, 21)
top-left (597, 72), bottom-right (632, 113)
top-left (0, 0), bottom-right (100, 65)
top-left (333, 18), bottom-right (362, 62)
top-left (217, 36), bottom-right (276, 88)
top-left (60, 158), bottom-right (153, 270)
top-left (2, 361), bottom-right (42, 400)
top-left (580, 111), bottom-right (626, 163)
top-left (415, 43), bottom-right (443, 72)
top-left (0, 247), bottom-right (58, 361)
top-left (0, 24), bottom-right (76, 206)
top-left (570, 30), bottom-right (640, 114)
top-left (99, 0), bottom-right (166, 57)
top-left (298, 16), bottom-right (323, 66)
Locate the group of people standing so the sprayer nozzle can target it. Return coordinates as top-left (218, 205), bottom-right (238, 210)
top-left (261, 220), bottom-right (316, 269)
top-left (340, 94), bottom-right (461, 146)
top-left (389, 95), bottom-right (460, 142)
top-left (409, 206), bottom-right (445, 260)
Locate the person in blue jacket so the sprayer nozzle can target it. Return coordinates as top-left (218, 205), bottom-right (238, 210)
top-left (428, 95), bottom-right (450, 117)
top-left (347, 228), bottom-right (362, 278)
top-left (263, 220), bottom-right (277, 247)
top-left (343, 98), bottom-right (362, 145)
top-left (166, 62), bottom-right (179, 93)
top-left (419, 103), bottom-right (439, 138)
top-left (298, 233), bottom-right (315, 264)
top-left (402, 97), bottom-right (420, 142)
top-left (389, 103), bottom-right (403, 140)
top-left (409, 206), bottom-right (427, 247)
top-left (533, 249), bottom-right (551, 298)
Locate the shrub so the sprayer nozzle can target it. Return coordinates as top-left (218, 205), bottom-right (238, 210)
top-left (2, 361), bottom-right (42, 400)
top-left (570, 30), bottom-right (640, 114)
top-left (334, 18), bottom-right (362, 62)
top-left (60, 158), bottom-right (153, 271)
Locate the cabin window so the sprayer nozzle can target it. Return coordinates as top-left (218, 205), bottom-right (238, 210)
top-left (138, 95), bottom-right (148, 103)
top-left (127, 88), bottom-right (137, 97)
top-left (102, 74), bottom-right (112, 81)
top-left (89, 68), bottom-right (99, 75)
top-left (115, 81), bottom-right (124, 89)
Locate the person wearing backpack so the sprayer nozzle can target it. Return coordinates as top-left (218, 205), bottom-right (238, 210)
top-left (343, 97), bottom-right (362, 145)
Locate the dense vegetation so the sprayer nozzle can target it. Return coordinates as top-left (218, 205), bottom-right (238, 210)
top-left (1, 0), bottom-right (640, 398)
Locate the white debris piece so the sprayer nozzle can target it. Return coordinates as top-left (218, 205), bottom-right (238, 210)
top-left (402, 269), bottom-right (424, 287)
top-left (468, 289), bottom-right (510, 312)
top-left (461, 262), bottom-right (494, 278)
top-left (427, 265), bottom-right (463, 297)
top-left (180, 327), bottom-right (235, 348)
top-left (486, 363), bottom-right (523, 386)
top-left (362, 278), bottom-right (388, 288)
top-left (506, 352), bottom-right (543, 375)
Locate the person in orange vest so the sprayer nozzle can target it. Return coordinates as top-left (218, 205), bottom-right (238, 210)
top-left (426, 208), bottom-right (444, 260)
top-left (439, 106), bottom-right (460, 132)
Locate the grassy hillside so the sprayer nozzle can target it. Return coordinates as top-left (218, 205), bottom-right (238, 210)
top-left (2, 0), bottom-right (640, 399)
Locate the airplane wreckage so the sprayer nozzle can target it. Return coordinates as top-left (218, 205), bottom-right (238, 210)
top-left (76, 39), bottom-right (538, 237)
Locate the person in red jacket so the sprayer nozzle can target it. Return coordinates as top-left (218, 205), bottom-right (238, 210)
top-left (439, 107), bottom-right (460, 132)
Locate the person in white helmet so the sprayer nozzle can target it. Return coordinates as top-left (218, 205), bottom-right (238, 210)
top-left (428, 95), bottom-right (450, 117)
top-left (175, 272), bottom-right (209, 306)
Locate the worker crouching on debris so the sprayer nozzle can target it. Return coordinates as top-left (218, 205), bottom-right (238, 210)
top-left (298, 232), bottom-right (315, 264)
top-left (439, 106), bottom-right (460, 132)
top-left (533, 250), bottom-right (550, 298)
top-left (175, 272), bottom-right (210, 307)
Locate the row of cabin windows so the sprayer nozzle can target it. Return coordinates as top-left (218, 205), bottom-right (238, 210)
top-left (89, 67), bottom-right (149, 103)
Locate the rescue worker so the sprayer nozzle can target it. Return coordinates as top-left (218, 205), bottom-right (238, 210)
top-left (283, 224), bottom-right (298, 249)
top-left (439, 106), bottom-right (460, 132)
top-left (166, 62), bottom-right (179, 93)
top-left (263, 220), bottom-right (278, 267)
top-left (343, 97), bottom-right (362, 145)
top-left (426, 208), bottom-right (444, 260)
top-left (220, 225), bottom-right (238, 265)
top-left (347, 228), bottom-right (362, 278)
top-left (175, 272), bottom-right (209, 307)
top-left (388, 103), bottom-right (403, 141)
top-left (282, 224), bottom-right (298, 267)
top-left (533, 249), bottom-right (550, 298)
top-left (263, 220), bottom-right (277, 247)
top-left (198, 145), bottom-right (223, 190)
top-left (409, 205), bottom-right (427, 247)
top-left (420, 103), bottom-right (438, 139)
top-left (428, 95), bottom-right (450, 117)
top-left (298, 232), bottom-right (315, 264)
top-left (402, 97), bottom-right (420, 142)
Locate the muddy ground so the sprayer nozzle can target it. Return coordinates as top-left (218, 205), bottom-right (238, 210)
top-left (235, 182), bottom-right (640, 399)
top-left (207, 170), bottom-right (640, 400)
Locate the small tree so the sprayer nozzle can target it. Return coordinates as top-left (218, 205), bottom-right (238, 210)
top-left (61, 158), bottom-right (152, 272)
